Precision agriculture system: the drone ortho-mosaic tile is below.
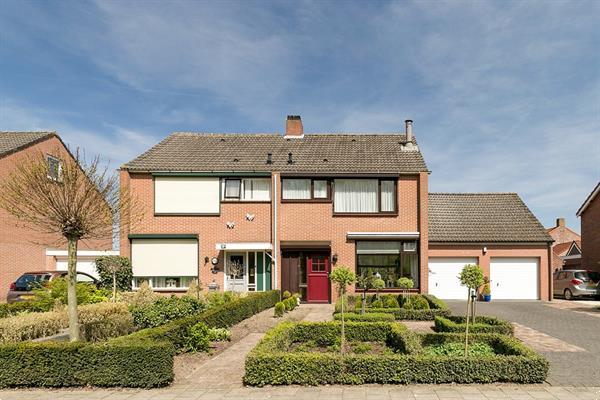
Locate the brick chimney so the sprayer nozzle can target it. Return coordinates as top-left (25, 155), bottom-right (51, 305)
top-left (285, 115), bottom-right (303, 138)
top-left (556, 217), bottom-right (565, 227)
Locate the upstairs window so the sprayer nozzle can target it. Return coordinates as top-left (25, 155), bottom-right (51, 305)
top-left (282, 178), bottom-right (331, 201)
top-left (47, 155), bottom-right (61, 181)
top-left (223, 178), bottom-right (270, 201)
top-left (333, 179), bottom-right (396, 214)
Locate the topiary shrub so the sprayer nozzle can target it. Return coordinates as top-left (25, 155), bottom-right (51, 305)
top-left (282, 291), bottom-right (291, 299)
top-left (130, 295), bottom-right (206, 329)
top-left (274, 302), bottom-right (285, 317)
top-left (383, 295), bottom-right (400, 308)
top-left (371, 299), bottom-right (383, 308)
top-left (333, 312), bottom-right (395, 322)
top-left (403, 295), bottom-right (430, 310)
top-left (184, 322), bottom-right (211, 352)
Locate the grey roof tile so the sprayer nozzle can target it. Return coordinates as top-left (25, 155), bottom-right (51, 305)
top-left (0, 132), bottom-right (55, 158)
top-left (429, 193), bottom-right (552, 243)
top-left (122, 132), bottom-right (428, 173)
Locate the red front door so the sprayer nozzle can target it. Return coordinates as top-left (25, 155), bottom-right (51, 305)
top-left (307, 254), bottom-right (330, 303)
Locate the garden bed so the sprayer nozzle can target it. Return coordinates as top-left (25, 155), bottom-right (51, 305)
top-left (335, 294), bottom-right (450, 321)
top-left (0, 290), bottom-right (280, 388)
top-left (434, 315), bottom-right (514, 335)
top-left (244, 321), bottom-right (548, 386)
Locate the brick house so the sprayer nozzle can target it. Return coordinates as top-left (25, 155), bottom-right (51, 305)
top-left (577, 182), bottom-right (600, 272)
top-left (0, 132), bottom-right (115, 300)
top-left (546, 218), bottom-right (581, 270)
top-left (120, 116), bottom-right (553, 301)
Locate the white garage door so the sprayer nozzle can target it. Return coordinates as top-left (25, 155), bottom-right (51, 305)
top-left (490, 258), bottom-right (539, 299)
top-left (428, 258), bottom-right (478, 299)
top-left (56, 257), bottom-right (100, 278)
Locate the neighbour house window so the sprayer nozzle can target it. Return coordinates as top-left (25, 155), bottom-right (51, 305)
top-left (133, 276), bottom-right (194, 290)
top-left (356, 241), bottom-right (419, 288)
top-left (223, 178), bottom-right (271, 201)
top-left (281, 178), bottom-right (331, 201)
top-left (47, 155), bottom-right (61, 181)
top-left (333, 179), bottom-right (396, 213)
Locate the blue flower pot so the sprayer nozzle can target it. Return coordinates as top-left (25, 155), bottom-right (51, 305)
top-left (483, 294), bottom-right (491, 302)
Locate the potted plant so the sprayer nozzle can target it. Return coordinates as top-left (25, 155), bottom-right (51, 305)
top-left (482, 281), bottom-right (491, 302)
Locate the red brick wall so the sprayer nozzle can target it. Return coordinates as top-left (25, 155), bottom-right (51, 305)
top-left (581, 195), bottom-right (600, 272)
top-left (548, 226), bottom-right (580, 245)
top-left (428, 244), bottom-right (552, 300)
top-left (122, 171), bottom-right (428, 299)
top-left (0, 136), bottom-right (111, 301)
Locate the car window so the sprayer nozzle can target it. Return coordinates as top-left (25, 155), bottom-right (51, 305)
top-left (15, 274), bottom-right (50, 289)
top-left (557, 272), bottom-right (567, 280)
top-left (76, 272), bottom-right (95, 282)
top-left (575, 271), bottom-right (600, 282)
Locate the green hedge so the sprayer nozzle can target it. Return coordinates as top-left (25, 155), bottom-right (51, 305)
top-left (0, 302), bottom-right (47, 318)
top-left (336, 294), bottom-right (450, 320)
top-left (244, 321), bottom-right (548, 386)
top-left (333, 312), bottom-right (395, 322)
top-left (0, 291), bottom-right (280, 388)
top-left (434, 316), bottom-right (514, 335)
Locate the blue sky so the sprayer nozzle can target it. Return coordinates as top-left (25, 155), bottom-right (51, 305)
top-left (1, 0), bottom-right (598, 232)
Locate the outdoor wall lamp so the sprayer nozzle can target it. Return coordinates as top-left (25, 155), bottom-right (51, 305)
top-left (483, 246), bottom-right (488, 255)
top-left (332, 253), bottom-right (338, 264)
top-left (204, 256), bottom-right (209, 264)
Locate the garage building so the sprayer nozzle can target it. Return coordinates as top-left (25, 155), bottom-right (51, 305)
top-left (428, 193), bottom-right (553, 300)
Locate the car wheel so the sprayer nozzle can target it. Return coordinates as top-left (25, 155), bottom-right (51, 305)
top-left (564, 289), bottom-right (573, 300)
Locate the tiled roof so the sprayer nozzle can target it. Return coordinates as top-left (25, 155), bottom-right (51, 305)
top-left (428, 193), bottom-right (553, 243)
top-left (576, 181), bottom-right (600, 216)
top-left (552, 241), bottom-right (579, 257)
top-left (122, 133), bottom-right (428, 173)
top-left (0, 132), bottom-right (55, 158)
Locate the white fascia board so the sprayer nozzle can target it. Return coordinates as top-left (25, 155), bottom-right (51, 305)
top-left (346, 232), bottom-right (420, 240)
top-left (46, 249), bottom-right (119, 257)
top-left (216, 242), bottom-right (273, 251)
top-left (560, 255), bottom-right (582, 260)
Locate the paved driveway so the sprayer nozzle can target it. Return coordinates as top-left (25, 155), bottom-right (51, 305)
top-left (445, 300), bottom-right (600, 387)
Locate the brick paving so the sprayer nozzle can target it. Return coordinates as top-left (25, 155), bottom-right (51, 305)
top-left (445, 300), bottom-right (600, 387)
top-left (2, 303), bottom-right (599, 399)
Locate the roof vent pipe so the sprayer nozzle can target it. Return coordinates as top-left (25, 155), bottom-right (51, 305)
top-left (405, 119), bottom-right (413, 143)
top-left (266, 153), bottom-right (273, 164)
top-left (287, 153), bottom-right (293, 164)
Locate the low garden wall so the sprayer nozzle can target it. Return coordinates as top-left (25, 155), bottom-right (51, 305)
top-left (244, 321), bottom-right (548, 386)
top-left (0, 290), bottom-right (280, 388)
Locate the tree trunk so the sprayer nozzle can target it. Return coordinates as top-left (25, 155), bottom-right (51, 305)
top-left (112, 272), bottom-right (117, 303)
top-left (464, 288), bottom-right (470, 357)
top-left (361, 291), bottom-right (366, 315)
top-left (340, 292), bottom-right (345, 354)
top-left (67, 239), bottom-right (80, 341)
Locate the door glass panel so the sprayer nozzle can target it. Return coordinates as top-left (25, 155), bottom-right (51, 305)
top-left (248, 252), bottom-right (256, 285)
top-left (310, 255), bottom-right (327, 272)
top-left (228, 255), bottom-right (244, 279)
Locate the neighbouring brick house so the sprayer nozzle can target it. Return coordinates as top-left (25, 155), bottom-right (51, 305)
top-left (577, 182), bottom-right (600, 272)
top-left (0, 132), bottom-right (115, 301)
top-left (546, 218), bottom-right (581, 270)
top-left (120, 116), bottom-right (553, 301)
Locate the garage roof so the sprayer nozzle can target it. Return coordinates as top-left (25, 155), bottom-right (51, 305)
top-left (429, 193), bottom-right (552, 243)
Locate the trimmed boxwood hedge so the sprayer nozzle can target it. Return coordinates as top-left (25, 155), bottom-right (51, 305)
top-left (0, 290), bottom-right (280, 388)
top-left (434, 316), bottom-right (514, 336)
top-left (333, 312), bottom-right (395, 322)
top-left (244, 321), bottom-right (548, 386)
top-left (336, 294), bottom-right (450, 321)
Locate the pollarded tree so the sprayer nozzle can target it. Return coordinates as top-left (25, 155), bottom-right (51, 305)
top-left (458, 264), bottom-right (484, 357)
top-left (0, 148), bottom-right (140, 341)
top-left (330, 265), bottom-right (356, 354)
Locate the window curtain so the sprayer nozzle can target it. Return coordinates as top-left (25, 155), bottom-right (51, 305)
top-left (313, 180), bottom-right (328, 198)
top-left (334, 179), bottom-right (378, 212)
top-left (282, 179), bottom-right (311, 199)
top-left (224, 179), bottom-right (240, 198)
top-left (243, 178), bottom-right (271, 200)
top-left (380, 180), bottom-right (395, 212)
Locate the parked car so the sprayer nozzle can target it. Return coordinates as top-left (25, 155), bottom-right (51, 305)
top-left (6, 270), bottom-right (99, 303)
top-left (553, 269), bottom-right (600, 300)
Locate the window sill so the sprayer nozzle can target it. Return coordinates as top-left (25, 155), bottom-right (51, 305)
top-left (221, 200), bottom-right (271, 204)
top-left (154, 213), bottom-right (220, 216)
top-left (281, 199), bottom-right (332, 203)
top-left (333, 212), bottom-right (398, 217)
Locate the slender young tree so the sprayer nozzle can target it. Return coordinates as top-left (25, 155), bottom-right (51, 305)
top-left (458, 264), bottom-right (484, 357)
top-left (356, 273), bottom-right (375, 314)
top-left (0, 148), bottom-right (139, 341)
top-left (330, 266), bottom-right (356, 354)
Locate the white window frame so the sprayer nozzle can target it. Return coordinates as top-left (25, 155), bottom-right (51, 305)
top-left (46, 155), bottom-right (62, 181)
top-left (222, 178), bottom-right (271, 201)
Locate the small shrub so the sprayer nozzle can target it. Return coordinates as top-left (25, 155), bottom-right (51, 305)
top-left (208, 327), bottom-right (231, 342)
top-left (184, 322), bottom-right (211, 352)
top-left (371, 299), bottom-right (383, 308)
top-left (434, 316), bottom-right (514, 335)
top-left (282, 291), bottom-right (291, 299)
top-left (31, 278), bottom-right (109, 310)
top-left (0, 310), bottom-right (65, 343)
top-left (131, 295), bottom-right (206, 329)
top-left (121, 281), bottom-right (159, 307)
top-left (274, 302), bottom-right (285, 317)
top-left (384, 296), bottom-right (400, 308)
top-left (204, 291), bottom-right (239, 308)
top-left (403, 295), bottom-right (430, 310)
top-left (0, 302), bottom-right (47, 318)
top-left (349, 341), bottom-right (372, 354)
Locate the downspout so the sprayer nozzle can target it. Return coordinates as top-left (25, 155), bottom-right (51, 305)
top-left (547, 242), bottom-right (553, 302)
top-left (273, 174), bottom-right (278, 291)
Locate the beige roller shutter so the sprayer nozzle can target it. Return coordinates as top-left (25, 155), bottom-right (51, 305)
top-left (131, 239), bottom-right (198, 277)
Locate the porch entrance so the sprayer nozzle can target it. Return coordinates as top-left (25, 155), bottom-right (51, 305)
top-left (224, 251), bottom-right (272, 292)
top-left (281, 250), bottom-right (331, 303)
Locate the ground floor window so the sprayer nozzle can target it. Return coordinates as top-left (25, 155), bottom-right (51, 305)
top-left (356, 241), bottom-right (419, 288)
top-left (133, 276), bottom-right (196, 290)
